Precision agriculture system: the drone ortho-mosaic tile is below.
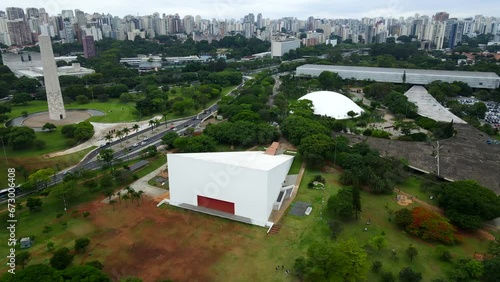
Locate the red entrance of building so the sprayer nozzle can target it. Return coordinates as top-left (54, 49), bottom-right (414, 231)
top-left (197, 195), bottom-right (235, 214)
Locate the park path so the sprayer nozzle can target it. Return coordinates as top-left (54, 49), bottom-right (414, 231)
top-left (101, 162), bottom-right (168, 204)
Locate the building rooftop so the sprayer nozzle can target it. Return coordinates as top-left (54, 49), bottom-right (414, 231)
top-left (297, 64), bottom-right (500, 79)
top-left (299, 91), bottom-right (365, 119)
top-left (404, 85), bottom-right (467, 124)
top-left (171, 151), bottom-right (294, 171)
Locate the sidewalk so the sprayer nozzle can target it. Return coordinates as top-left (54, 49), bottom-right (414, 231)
top-left (101, 161), bottom-right (168, 204)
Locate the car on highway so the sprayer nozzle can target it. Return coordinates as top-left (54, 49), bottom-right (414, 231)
top-left (184, 124), bottom-right (189, 127)
top-left (143, 137), bottom-right (148, 141)
top-left (140, 141), bottom-right (147, 145)
top-left (133, 143), bottom-right (139, 147)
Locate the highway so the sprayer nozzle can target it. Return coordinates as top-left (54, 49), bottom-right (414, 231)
top-left (1, 78), bottom-right (247, 202)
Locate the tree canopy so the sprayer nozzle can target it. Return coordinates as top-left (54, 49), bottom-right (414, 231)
top-left (437, 180), bottom-right (500, 229)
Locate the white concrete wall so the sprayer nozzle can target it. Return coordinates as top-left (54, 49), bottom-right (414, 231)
top-left (265, 158), bottom-right (293, 218)
top-left (168, 154), bottom-right (269, 225)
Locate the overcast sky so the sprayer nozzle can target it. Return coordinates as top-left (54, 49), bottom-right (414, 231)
top-left (2, 0), bottom-right (500, 20)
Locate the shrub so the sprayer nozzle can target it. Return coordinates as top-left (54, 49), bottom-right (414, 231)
top-left (50, 247), bottom-right (74, 270)
top-left (71, 210), bottom-right (79, 214)
top-left (371, 261), bottom-right (382, 273)
top-left (435, 245), bottom-right (452, 262)
top-left (85, 260), bottom-right (104, 270)
top-left (398, 135), bottom-right (413, 141)
top-left (371, 129), bottom-right (391, 139)
top-left (394, 208), bottom-right (413, 228)
top-left (42, 225), bottom-right (52, 233)
top-left (381, 271), bottom-right (396, 282)
top-left (34, 139), bottom-right (46, 149)
top-left (46, 241), bottom-right (54, 251)
top-left (39, 190), bottom-right (50, 197)
top-left (74, 238), bottom-right (91, 253)
top-left (83, 211), bottom-right (90, 218)
top-left (409, 132), bottom-right (427, 141)
top-left (362, 129), bottom-right (372, 136)
top-left (56, 212), bottom-right (63, 219)
top-left (21, 111), bottom-right (28, 117)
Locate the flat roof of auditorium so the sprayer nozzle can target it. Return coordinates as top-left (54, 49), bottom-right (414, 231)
top-left (297, 64), bottom-right (500, 79)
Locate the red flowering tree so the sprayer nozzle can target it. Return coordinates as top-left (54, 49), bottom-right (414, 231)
top-left (406, 207), bottom-right (458, 244)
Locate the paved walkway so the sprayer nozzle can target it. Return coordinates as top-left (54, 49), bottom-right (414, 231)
top-left (101, 161), bottom-right (168, 204)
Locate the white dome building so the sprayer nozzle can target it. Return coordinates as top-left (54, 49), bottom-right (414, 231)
top-left (298, 91), bottom-right (365, 120)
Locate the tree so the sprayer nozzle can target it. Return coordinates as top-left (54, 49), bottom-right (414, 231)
top-left (132, 124), bottom-right (140, 139)
top-left (406, 207), bottom-right (458, 244)
top-left (42, 123), bottom-right (56, 132)
top-left (85, 260), bottom-right (104, 270)
top-left (483, 257), bottom-right (500, 282)
top-left (76, 95), bottom-right (89, 104)
top-left (294, 239), bottom-right (368, 281)
top-left (122, 127), bottom-right (130, 138)
top-left (52, 180), bottom-right (75, 212)
top-left (104, 133), bottom-right (113, 143)
top-left (352, 186), bottom-right (361, 219)
top-left (28, 168), bottom-right (55, 189)
top-left (327, 187), bottom-right (354, 219)
top-left (381, 271), bottom-right (396, 282)
top-left (399, 267), bottom-right (422, 282)
top-left (50, 247), bottom-right (74, 270)
top-left (46, 241), bottom-right (55, 251)
top-left (438, 180), bottom-right (500, 229)
top-left (299, 133), bottom-right (334, 159)
top-left (347, 110), bottom-right (357, 119)
top-left (328, 220), bottom-right (344, 240)
top-left (8, 126), bottom-right (36, 149)
top-left (11, 93), bottom-right (31, 105)
top-left (435, 245), bottom-right (452, 261)
top-left (369, 234), bottom-right (386, 251)
top-left (74, 238), bottom-right (90, 253)
top-left (104, 190), bottom-right (114, 202)
top-left (122, 194), bottom-right (130, 208)
top-left (73, 121), bottom-right (94, 141)
top-left (406, 244), bottom-right (418, 261)
top-left (394, 208), bottom-right (413, 228)
top-left (99, 149), bottom-right (114, 166)
top-left (162, 131), bottom-right (179, 148)
top-left (17, 251), bottom-right (31, 269)
top-left (318, 71), bottom-right (343, 90)
top-left (56, 265), bottom-right (111, 281)
top-left (0, 264), bottom-right (61, 281)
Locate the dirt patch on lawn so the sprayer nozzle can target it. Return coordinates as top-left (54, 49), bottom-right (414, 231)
top-left (76, 197), bottom-right (252, 282)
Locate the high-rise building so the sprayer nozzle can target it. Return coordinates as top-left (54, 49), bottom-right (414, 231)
top-left (6, 7), bottom-right (25, 20)
top-left (433, 21), bottom-right (446, 49)
top-left (26, 8), bottom-right (39, 19)
top-left (433, 12), bottom-right (449, 22)
top-left (63, 20), bottom-right (75, 43)
top-left (256, 13), bottom-right (262, 29)
top-left (83, 35), bottom-right (96, 58)
top-left (7, 20), bottom-right (32, 45)
top-left (448, 21), bottom-right (464, 49)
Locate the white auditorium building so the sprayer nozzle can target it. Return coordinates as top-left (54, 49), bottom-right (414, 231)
top-left (167, 143), bottom-right (295, 227)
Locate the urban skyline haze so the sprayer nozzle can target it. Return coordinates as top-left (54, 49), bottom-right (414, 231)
top-left (2, 0), bottom-right (500, 19)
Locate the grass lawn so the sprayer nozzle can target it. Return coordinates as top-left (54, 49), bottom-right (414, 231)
top-left (0, 147), bottom-right (95, 187)
top-left (7, 99), bottom-right (141, 124)
top-left (133, 155), bottom-right (167, 179)
top-left (213, 167), bottom-right (491, 281)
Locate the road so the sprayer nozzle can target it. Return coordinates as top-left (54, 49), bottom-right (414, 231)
top-left (1, 79), bottom-right (247, 203)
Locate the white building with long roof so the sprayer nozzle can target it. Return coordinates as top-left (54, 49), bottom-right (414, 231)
top-left (167, 146), bottom-right (294, 227)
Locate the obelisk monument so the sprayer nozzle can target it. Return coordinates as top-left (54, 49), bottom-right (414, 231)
top-left (39, 35), bottom-right (66, 120)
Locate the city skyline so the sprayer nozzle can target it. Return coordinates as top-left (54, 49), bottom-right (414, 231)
top-left (2, 0), bottom-right (500, 20)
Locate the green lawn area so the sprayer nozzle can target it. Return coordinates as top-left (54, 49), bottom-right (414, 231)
top-left (0, 147), bottom-right (95, 187)
top-left (213, 168), bottom-right (491, 281)
top-left (7, 99), bottom-right (140, 124)
top-left (287, 152), bottom-right (302, 174)
top-left (4, 130), bottom-right (71, 158)
top-left (133, 155), bottom-right (167, 179)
